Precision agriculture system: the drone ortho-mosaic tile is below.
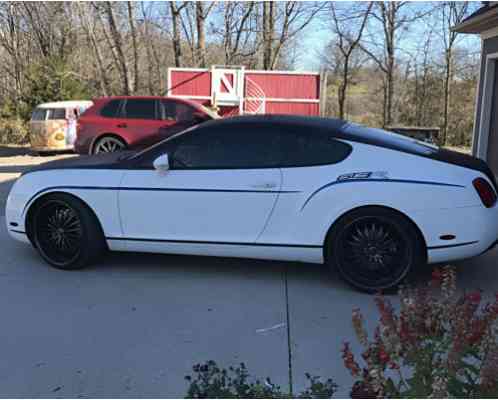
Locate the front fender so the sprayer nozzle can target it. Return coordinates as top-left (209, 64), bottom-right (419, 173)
top-left (6, 169), bottom-right (125, 239)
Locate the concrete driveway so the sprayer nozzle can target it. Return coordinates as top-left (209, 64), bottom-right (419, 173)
top-left (1, 147), bottom-right (497, 397)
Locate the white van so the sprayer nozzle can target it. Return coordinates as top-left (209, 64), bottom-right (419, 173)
top-left (30, 100), bottom-right (93, 152)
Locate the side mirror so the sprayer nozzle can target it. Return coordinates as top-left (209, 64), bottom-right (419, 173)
top-left (153, 153), bottom-right (170, 174)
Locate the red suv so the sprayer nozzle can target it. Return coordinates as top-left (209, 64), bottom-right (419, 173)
top-left (75, 96), bottom-right (217, 154)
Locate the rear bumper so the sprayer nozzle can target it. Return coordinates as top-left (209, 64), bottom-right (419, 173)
top-left (417, 204), bottom-right (498, 264)
top-left (74, 135), bottom-right (91, 154)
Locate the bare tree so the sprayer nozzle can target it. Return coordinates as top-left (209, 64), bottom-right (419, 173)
top-left (76, 3), bottom-right (111, 95)
top-left (0, 3), bottom-right (24, 104)
top-left (439, 1), bottom-right (469, 145)
top-left (102, 2), bottom-right (132, 94)
top-left (127, 1), bottom-right (139, 93)
top-left (360, 2), bottom-right (426, 127)
top-left (326, 2), bottom-right (372, 119)
top-left (195, 2), bottom-right (215, 67)
top-left (261, 2), bottom-right (324, 70)
top-left (169, 1), bottom-right (187, 67)
top-left (224, 2), bottom-right (257, 64)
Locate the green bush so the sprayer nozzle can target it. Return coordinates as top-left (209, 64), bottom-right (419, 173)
top-left (185, 360), bottom-right (337, 398)
top-left (0, 118), bottom-right (29, 145)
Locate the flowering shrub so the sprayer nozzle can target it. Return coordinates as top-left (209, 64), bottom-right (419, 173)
top-left (185, 360), bottom-right (337, 398)
top-left (342, 265), bottom-right (498, 398)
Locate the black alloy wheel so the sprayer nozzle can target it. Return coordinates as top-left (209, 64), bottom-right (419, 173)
top-left (31, 194), bottom-right (105, 270)
top-left (328, 207), bottom-right (423, 292)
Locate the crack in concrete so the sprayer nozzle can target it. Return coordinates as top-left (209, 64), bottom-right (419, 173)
top-left (284, 266), bottom-right (293, 395)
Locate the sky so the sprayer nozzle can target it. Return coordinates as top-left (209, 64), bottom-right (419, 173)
top-left (293, 1), bottom-right (482, 71)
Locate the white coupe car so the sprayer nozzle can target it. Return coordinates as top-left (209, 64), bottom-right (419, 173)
top-left (6, 115), bottom-right (498, 292)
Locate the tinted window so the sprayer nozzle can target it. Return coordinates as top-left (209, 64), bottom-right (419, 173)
top-left (160, 101), bottom-right (197, 122)
top-left (175, 103), bottom-right (196, 122)
top-left (47, 108), bottom-right (66, 120)
top-left (279, 127), bottom-right (352, 167)
top-left (159, 100), bottom-right (177, 120)
top-left (123, 99), bottom-right (157, 120)
top-left (31, 108), bottom-right (47, 121)
top-left (100, 100), bottom-right (121, 118)
top-left (170, 124), bottom-right (281, 169)
top-left (343, 123), bottom-right (438, 155)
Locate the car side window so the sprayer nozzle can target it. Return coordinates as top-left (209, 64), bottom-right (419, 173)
top-left (31, 108), bottom-right (47, 121)
top-left (279, 127), bottom-right (352, 167)
top-left (100, 100), bottom-right (122, 118)
top-left (170, 124), bottom-right (282, 169)
top-left (175, 103), bottom-right (196, 122)
top-left (45, 108), bottom-right (66, 120)
top-left (123, 99), bottom-right (158, 120)
top-left (160, 101), bottom-right (196, 122)
top-left (159, 100), bottom-right (176, 121)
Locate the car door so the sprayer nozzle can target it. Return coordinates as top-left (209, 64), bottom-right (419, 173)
top-left (119, 123), bottom-right (282, 245)
top-left (121, 98), bottom-right (165, 148)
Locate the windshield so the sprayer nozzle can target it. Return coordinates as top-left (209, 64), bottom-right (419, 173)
top-left (343, 123), bottom-right (439, 155)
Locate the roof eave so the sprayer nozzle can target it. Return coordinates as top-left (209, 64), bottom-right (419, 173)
top-left (452, 7), bottom-right (498, 34)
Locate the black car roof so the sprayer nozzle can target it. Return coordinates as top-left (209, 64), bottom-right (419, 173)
top-left (199, 114), bottom-right (348, 131)
top-left (198, 115), bottom-right (495, 186)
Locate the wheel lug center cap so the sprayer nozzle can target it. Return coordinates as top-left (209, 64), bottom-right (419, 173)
top-left (365, 246), bottom-right (377, 255)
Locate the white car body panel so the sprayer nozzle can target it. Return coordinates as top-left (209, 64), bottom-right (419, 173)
top-left (119, 168), bottom-right (281, 243)
top-left (6, 169), bottom-right (127, 251)
top-left (6, 117), bottom-right (498, 270)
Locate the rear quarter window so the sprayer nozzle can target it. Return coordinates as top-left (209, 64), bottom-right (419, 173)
top-left (280, 127), bottom-right (352, 167)
top-left (343, 123), bottom-right (438, 155)
top-left (100, 100), bottom-right (122, 118)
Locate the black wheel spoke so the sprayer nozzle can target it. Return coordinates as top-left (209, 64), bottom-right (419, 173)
top-left (335, 215), bottom-right (411, 289)
top-left (34, 200), bottom-right (83, 267)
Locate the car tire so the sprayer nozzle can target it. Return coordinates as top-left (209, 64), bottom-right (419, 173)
top-left (30, 193), bottom-right (106, 270)
top-left (326, 207), bottom-right (424, 293)
top-left (92, 136), bottom-right (126, 155)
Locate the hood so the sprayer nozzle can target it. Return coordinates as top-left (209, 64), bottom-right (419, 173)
top-left (23, 151), bottom-right (136, 175)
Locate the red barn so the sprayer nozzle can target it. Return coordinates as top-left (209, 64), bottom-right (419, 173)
top-left (167, 66), bottom-right (321, 117)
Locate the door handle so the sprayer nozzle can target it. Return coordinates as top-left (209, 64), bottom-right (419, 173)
top-left (251, 182), bottom-right (278, 189)
top-left (117, 123), bottom-right (127, 128)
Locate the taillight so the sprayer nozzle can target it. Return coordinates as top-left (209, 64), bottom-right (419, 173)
top-left (473, 177), bottom-right (497, 208)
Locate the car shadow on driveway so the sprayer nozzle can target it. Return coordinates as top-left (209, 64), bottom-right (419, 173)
top-left (0, 165), bottom-right (33, 174)
top-left (0, 176), bottom-right (16, 216)
top-left (0, 145), bottom-right (32, 158)
top-left (92, 250), bottom-right (436, 295)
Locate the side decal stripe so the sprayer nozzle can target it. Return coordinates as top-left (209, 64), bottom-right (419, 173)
top-left (23, 185), bottom-right (300, 214)
top-left (9, 229), bottom-right (26, 235)
top-left (301, 178), bottom-right (465, 210)
top-left (428, 240), bottom-right (478, 250)
top-left (106, 236), bottom-right (322, 249)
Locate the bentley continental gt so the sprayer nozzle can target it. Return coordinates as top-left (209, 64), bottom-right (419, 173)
top-left (6, 115), bottom-right (498, 292)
